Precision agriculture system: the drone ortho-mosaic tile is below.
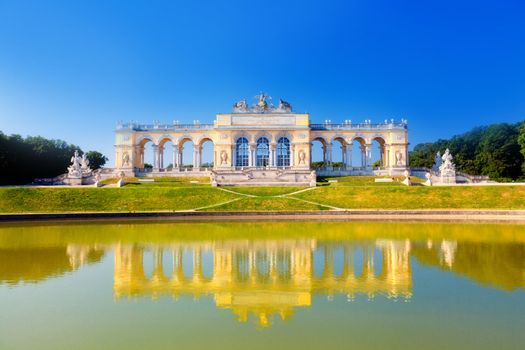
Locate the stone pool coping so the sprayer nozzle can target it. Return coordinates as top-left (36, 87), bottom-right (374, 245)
top-left (1, 209), bottom-right (525, 223)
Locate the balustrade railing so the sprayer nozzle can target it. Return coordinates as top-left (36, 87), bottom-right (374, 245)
top-left (117, 123), bottom-right (215, 131)
top-left (310, 122), bottom-right (407, 130)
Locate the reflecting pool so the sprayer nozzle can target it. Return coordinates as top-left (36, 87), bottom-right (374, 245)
top-left (1, 221), bottom-right (524, 349)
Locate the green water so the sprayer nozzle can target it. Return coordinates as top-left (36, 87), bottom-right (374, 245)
top-left (1, 221), bottom-right (524, 350)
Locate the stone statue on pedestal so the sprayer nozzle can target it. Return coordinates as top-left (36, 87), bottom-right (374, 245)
top-left (438, 149), bottom-right (456, 184)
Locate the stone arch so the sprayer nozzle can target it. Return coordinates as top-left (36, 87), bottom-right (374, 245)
top-left (235, 137), bottom-right (250, 167)
top-left (254, 131), bottom-right (273, 143)
top-left (351, 136), bottom-right (367, 168)
top-left (197, 136), bottom-right (215, 168)
top-left (157, 136), bottom-right (176, 170)
top-left (276, 136), bottom-right (291, 167)
top-left (275, 131), bottom-right (293, 143)
top-left (136, 135), bottom-right (155, 170)
top-left (137, 135), bottom-right (155, 147)
top-left (371, 136), bottom-right (387, 168)
top-left (255, 136), bottom-right (270, 167)
top-left (179, 137), bottom-right (195, 168)
top-left (331, 136), bottom-right (347, 167)
top-left (158, 135), bottom-right (175, 147)
top-left (311, 136), bottom-right (329, 167)
top-left (233, 132), bottom-right (252, 144)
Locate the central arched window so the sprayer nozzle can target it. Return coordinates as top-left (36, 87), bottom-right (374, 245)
top-left (256, 137), bottom-right (269, 167)
top-left (277, 137), bottom-right (290, 167)
top-left (235, 137), bottom-right (249, 167)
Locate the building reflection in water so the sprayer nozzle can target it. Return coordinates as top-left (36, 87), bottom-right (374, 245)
top-left (113, 240), bottom-right (412, 327)
top-left (3, 234), bottom-right (524, 328)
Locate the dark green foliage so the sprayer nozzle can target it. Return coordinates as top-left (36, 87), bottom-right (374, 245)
top-left (85, 151), bottom-right (108, 170)
top-left (410, 122), bottom-right (525, 181)
top-left (519, 122), bottom-right (525, 174)
top-left (0, 131), bottom-right (107, 185)
top-left (311, 161), bottom-right (325, 168)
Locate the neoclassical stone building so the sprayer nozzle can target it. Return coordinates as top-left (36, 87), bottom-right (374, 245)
top-left (115, 94), bottom-right (409, 185)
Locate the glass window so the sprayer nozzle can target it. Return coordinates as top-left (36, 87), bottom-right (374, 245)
top-left (256, 137), bottom-right (269, 167)
top-left (235, 137), bottom-right (249, 167)
top-left (277, 137), bottom-right (290, 167)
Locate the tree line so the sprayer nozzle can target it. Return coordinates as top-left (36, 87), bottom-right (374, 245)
top-left (410, 121), bottom-right (525, 181)
top-left (0, 131), bottom-right (108, 185)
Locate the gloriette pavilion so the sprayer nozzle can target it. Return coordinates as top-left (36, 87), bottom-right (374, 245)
top-left (114, 93), bottom-right (409, 185)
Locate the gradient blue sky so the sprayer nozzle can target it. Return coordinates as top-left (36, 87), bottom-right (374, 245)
top-left (1, 0), bottom-right (524, 165)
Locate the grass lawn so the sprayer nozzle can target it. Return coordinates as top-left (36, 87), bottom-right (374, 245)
top-left (0, 187), bottom-right (237, 213)
top-left (219, 186), bottom-right (305, 197)
top-left (1, 176), bottom-right (525, 213)
top-left (294, 184), bottom-right (525, 209)
top-left (204, 197), bottom-right (326, 211)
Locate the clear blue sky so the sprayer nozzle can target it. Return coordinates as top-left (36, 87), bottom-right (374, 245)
top-left (1, 0), bottom-right (524, 165)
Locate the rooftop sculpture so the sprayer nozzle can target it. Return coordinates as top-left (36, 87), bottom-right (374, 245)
top-left (233, 92), bottom-right (292, 113)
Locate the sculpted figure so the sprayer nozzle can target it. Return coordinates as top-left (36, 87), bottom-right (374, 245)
top-left (298, 150), bottom-right (306, 164)
top-left (254, 92), bottom-right (272, 111)
top-left (81, 153), bottom-right (91, 171)
top-left (278, 99), bottom-right (292, 112)
top-left (233, 99), bottom-right (248, 112)
top-left (122, 152), bottom-right (130, 167)
top-left (220, 150), bottom-right (228, 165)
top-left (68, 150), bottom-right (82, 176)
top-left (395, 151), bottom-right (403, 166)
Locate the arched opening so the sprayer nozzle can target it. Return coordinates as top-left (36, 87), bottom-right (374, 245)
top-left (256, 251), bottom-right (270, 282)
top-left (234, 250), bottom-right (250, 282)
top-left (143, 249), bottom-right (154, 280)
top-left (199, 138), bottom-right (214, 169)
top-left (311, 138), bottom-right (326, 169)
top-left (180, 138), bottom-right (195, 170)
top-left (182, 249), bottom-right (194, 279)
top-left (201, 249), bottom-right (214, 279)
top-left (351, 137), bottom-right (367, 168)
top-left (256, 137), bottom-right (270, 167)
top-left (313, 247), bottom-right (325, 278)
top-left (138, 138), bottom-right (155, 171)
top-left (276, 249), bottom-right (291, 281)
top-left (332, 138), bottom-right (346, 169)
top-left (371, 137), bottom-right (386, 169)
top-left (235, 137), bottom-right (249, 167)
top-left (353, 247), bottom-right (364, 278)
top-left (158, 138), bottom-right (174, 171)
top-left (373, 248), bottom-right (383, 278)
top-left (333, 246), bottom-right (345, 278)
top-left (162, 249), bottom-right (174, 279)
top-left (277, 137), bottom-right (290, 167)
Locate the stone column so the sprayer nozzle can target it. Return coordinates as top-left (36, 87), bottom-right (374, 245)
top-left (290, 144), bottom-right (295, 168)
top-left (152, 145), bottom-right (159, 171)
top-left (159, 146), bottom-right (164, 169)
top-left (345, 144), bottom-right (353, 169)
top-left (198, 145), bottom-right (203, 168)
top-left (360, 145), bottom-right (366, 168)
top-left (231, 145), bottom-right (236, 168)
top-left (172, 145), bottom-right (179, 170)
top-left (366, 144), bottom-right (372, 168)
top-left (326, 144), bottom-right (333, 168)
top-left (269, 143), bottom-right (276, 167)
top-left (249, 144), bottom-right (256, 167)
top-left (193, 145), bottom-right (200, 169)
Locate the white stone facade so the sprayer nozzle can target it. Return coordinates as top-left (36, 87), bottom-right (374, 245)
top-left (114, 97), bottom-right (409, 185)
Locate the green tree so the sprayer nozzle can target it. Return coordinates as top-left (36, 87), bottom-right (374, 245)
top-left (0, 131), bottom-right (81, 185)
top-left (85, 151), bottom-right (108, 169)
top-left (409, 122), bottom-right (524, 181)
top-left (519, 121), bottom-right (525, 175)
